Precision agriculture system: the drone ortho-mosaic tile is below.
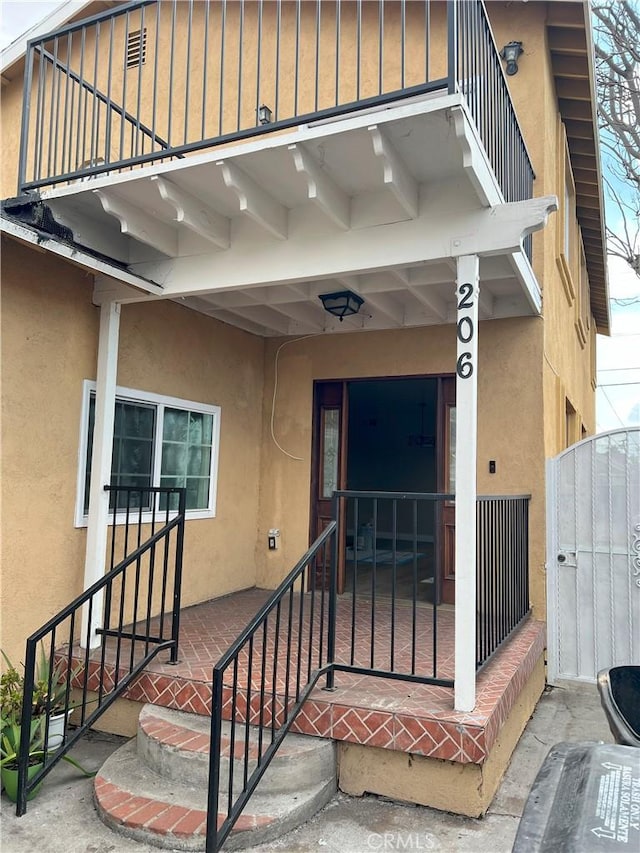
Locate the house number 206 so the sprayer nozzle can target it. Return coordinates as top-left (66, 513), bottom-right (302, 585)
top-left (456, 282), bottom-right (475, 379)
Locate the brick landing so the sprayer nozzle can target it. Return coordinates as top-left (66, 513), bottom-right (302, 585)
top-left (77, 589), bottom-right (545, 766)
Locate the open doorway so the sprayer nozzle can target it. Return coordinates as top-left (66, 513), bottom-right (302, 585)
top-left (310, 376), bottom-right (455, 603)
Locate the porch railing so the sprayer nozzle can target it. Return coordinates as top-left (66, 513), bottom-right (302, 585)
top-left (331, 490), bottom-right (454, 687)
top-left (208, 488), bottom-right (533, 851)
top-left (476, 495), bottom-right (530, 669)
top-left (13, 485), bottom-right (186, 816)
top-left (18, 0), bottom-right (534, 232)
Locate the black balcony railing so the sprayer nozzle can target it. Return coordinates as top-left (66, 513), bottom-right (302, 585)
top-left (18, 0), bottom-right (534, 238)
top-left (13, 485), bottom-right (186, 816)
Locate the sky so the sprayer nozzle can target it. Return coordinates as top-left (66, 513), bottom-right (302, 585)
top-left (1, 0), bottom-right (639, 432)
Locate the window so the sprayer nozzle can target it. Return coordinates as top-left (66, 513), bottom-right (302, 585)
top-left (575, 244), bottom-right (591, 348)
top-left (556, 125), bottom-right (577, 306)
top-left (564, 166), bottom-right (574, 265)
top-left (76, 381), bottom-right (220, 526)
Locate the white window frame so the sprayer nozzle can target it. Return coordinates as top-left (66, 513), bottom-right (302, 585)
top-left (75, 380), bottom-right (221, 527)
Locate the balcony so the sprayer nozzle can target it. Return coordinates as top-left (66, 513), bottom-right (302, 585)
top-left (18, 0), bottom-right (532, 205)
top-left (8, 0), bottom-right (542, 339)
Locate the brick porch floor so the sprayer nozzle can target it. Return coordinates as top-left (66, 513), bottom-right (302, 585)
top-left (78, 588), bottom-right (545, 766)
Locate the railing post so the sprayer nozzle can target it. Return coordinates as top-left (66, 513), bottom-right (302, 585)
top-left (16, 639), bottom-right (37, 816)
top-left (206, 667), bottom-right (223, 853)
top-left (169, 488), bottom-right (186, 664)
top-left (447, 0), bottom-right (458, 95)
top-left (325, 493), bottom-right (339, 689)
top-left (18, 42), bottom-right (36, 194)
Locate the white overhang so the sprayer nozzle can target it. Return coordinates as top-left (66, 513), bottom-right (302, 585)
top-left (25, 95), bottom-right (549, 338)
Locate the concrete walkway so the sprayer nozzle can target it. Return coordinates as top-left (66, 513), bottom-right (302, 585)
top-left (0, 681), bottom-right (613, 853)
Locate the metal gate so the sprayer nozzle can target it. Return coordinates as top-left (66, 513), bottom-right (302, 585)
top-left (546, 428), bottom-right (640, 683)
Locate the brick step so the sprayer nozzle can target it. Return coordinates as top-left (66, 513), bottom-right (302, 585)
top-left (94, 704), bottom-right (337, 851)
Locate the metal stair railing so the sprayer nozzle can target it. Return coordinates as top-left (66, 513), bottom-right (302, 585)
top-left (14, 485), bottom-right (186, 816)
top-left (206, 521), bottom-right (337, 853)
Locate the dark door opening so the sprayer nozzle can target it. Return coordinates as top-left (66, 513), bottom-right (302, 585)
top-left (311, 376), bottom-right (455, 603)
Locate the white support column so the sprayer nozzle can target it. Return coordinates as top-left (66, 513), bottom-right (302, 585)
top-left (454, 254), bottom-right (480, 712)
top-left (81, 300), bottom-right (121, 649)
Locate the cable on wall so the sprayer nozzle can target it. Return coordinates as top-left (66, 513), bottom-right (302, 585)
top-left (270, 334), bottom-right (320, 461)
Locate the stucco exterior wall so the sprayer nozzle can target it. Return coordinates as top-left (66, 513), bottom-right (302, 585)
top-left (488, 0), bottom-right (597, 457)
top-left (0, 235), bottom-right (265, 665)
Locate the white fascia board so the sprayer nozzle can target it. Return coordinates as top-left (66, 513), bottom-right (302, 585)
top-left (0, 215), bottom-right (163, 296)
top-left (1, 2), bottom-right (91, 75)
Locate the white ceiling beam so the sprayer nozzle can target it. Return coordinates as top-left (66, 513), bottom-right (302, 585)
top-left (217, 160), bottom-right (287, 240)
top-left (389, 268), bottom-right (410, 286)
top-left (230, 304), bottom-right (293, 335)
top-left (407, 285), bottom-right (449, 322)
top-left (289, 143), bottom-right (350, 230)
top-left (268, 300), bottom-right (325, 331)
top-left (478, 289), bottom-right (495, 319)
top-left (450, 196), bottom-right (558, 257)
top-left (359, 289), bottom-right (405, 326)
top-left (93, 189), bottom-right (178, 256)
top-left (369, 125), bottom-right (419, 219)
top-left (201, 307), bottom-right (275, 337)
top-left (150, 176), bottom-right (230, 249)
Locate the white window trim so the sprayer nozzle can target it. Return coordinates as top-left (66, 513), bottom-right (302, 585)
top-left (75, 380), bottom-right (221, 527)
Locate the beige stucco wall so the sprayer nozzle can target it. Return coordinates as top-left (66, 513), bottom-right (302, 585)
top-left (488, 0), bottom-right (597, 458)
top-left (0, 235), bottom-right (265, 666)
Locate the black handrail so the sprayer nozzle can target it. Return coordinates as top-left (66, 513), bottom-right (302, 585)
top-left (14, 485), bottom-right (186, 816)
top-left (17, 0), bottom-right (533, 217)
top-left (206, 521), bottom-right (337, 853)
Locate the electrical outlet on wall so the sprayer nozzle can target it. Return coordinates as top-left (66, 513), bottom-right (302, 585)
top-left (268, 528), bottom-right (280, 550)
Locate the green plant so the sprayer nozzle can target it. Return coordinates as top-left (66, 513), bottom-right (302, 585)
top-left (1, 647), bottom-right (79, 719)
top-left (0, 715), bottom-right (45, 770)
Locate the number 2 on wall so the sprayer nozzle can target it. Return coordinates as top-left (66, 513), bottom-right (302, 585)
top-left (456, 283), bottom-right (475, 379)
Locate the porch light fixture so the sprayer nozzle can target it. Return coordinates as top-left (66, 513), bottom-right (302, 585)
top-left (500, 41), bottom-right (523, 76)
top-left (257, 104), bottom-right (273, 125)
top-left (318, 290), bottom-right (364, 321)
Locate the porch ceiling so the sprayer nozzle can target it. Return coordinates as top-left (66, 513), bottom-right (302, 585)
top-left (36, 96), bottom-right (540, 337)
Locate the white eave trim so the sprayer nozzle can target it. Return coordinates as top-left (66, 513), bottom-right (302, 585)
top-left (1, 2), bottom-right (91, 75)
top-left (0, 215), bottom-right (163, 295)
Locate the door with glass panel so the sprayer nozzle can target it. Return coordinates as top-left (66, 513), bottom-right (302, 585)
top-left (310, 382), bottom-right (347, 592)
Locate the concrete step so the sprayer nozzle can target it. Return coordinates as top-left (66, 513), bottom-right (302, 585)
top-left (94, 704), bottom-right (337, 851)
top-left (138, 704), bottom-right (336, 794)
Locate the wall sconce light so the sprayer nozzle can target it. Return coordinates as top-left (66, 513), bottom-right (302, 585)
top-left (318, 290), bottom-right (364, 321)
top-left (500, 41), bottom-right (523, 75)
top-left (257, 104), bottom-right (273, 125)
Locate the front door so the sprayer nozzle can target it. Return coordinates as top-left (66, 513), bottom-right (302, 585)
top-left (310, 376), bottom-right (456, 602)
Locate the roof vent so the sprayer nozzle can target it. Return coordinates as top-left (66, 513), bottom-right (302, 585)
top-left (126, 28), bottom-right (147, 69)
